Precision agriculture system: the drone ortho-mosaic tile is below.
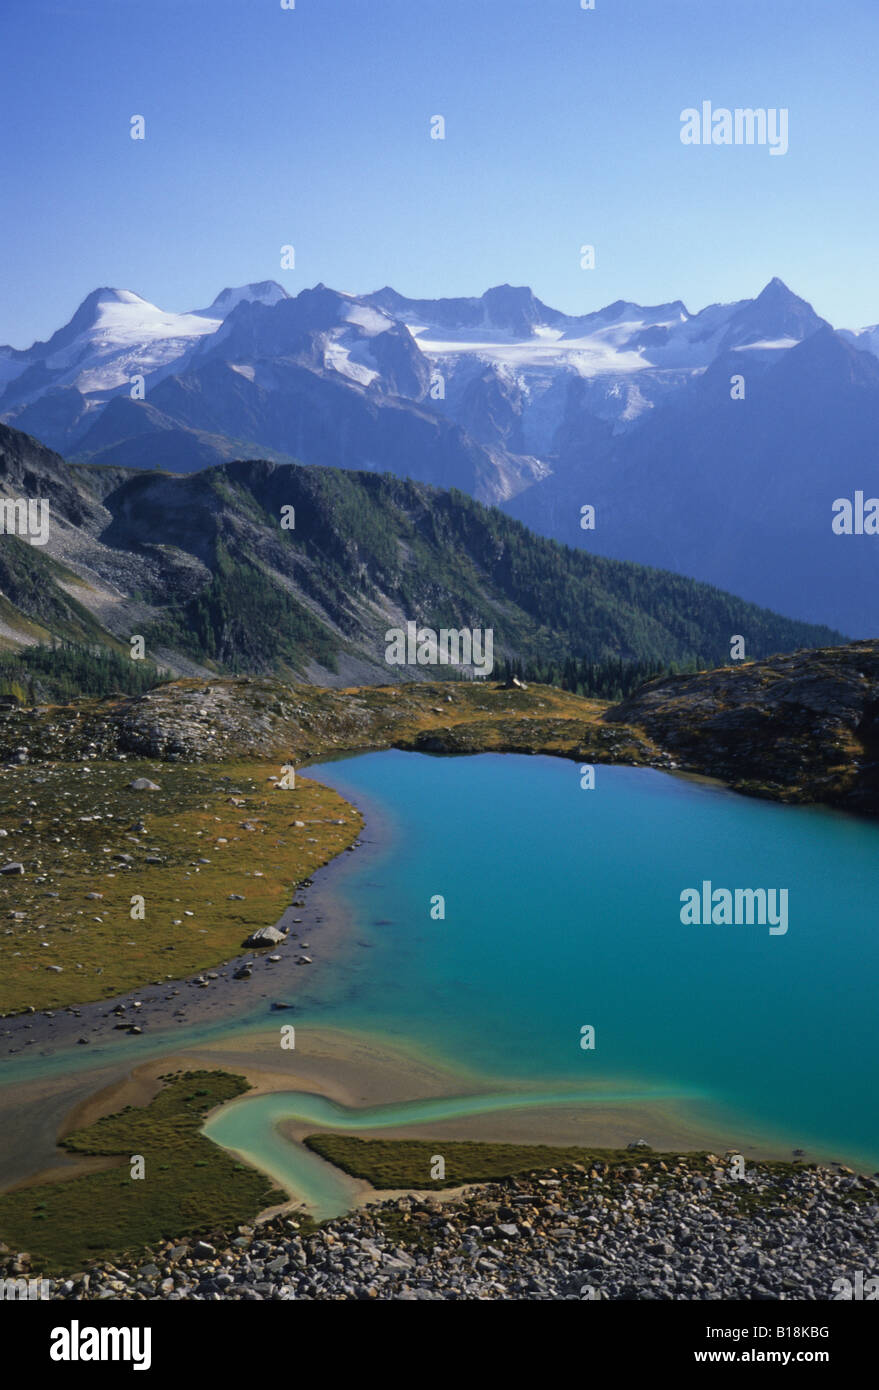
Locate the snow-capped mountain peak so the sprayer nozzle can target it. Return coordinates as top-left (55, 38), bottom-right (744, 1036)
top-left (193, 281), bottom-right (289, 318)
top-left (2, 276), bottom-right (877, 465)
top-left (0, 282), bottom-right (301, 410)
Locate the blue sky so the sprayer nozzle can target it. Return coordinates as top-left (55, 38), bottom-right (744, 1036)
top-left (1, 0), bottom-right (876, 344)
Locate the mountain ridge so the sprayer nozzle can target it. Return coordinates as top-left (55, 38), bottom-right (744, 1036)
top-left (3, 277), bottom-right (876, 635)
top-left (0, 421), bottom-right (840, 692)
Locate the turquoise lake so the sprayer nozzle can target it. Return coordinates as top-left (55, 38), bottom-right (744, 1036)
top-left (8, 746), bottom-right (877, 1210)
top-left (271, 750), bottom-right (879, 1169)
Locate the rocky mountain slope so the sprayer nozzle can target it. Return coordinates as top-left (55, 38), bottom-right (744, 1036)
top-left (3, 276), bottom-right (876, 634)
top-left (509, 318), bottom-right (879, 635)
top-left (1, 277), bottom-right (837, 475)
top-left (0, 423), bottom-right (838, 687)
top-left (605, 640), bottom-right (879, 813)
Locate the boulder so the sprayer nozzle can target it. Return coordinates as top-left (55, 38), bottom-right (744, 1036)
top-left (243, 924), bottom-right (287, 947)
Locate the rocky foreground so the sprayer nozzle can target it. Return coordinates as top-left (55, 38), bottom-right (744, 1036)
top-left (6, 641), bottom-right (879, 818)
top-left (14, 1157), bottom-right (877, 1302)
top-left (605, 640), bottom-right (879, 814)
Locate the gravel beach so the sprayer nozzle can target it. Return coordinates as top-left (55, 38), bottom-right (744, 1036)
top-left (16, 1156), bottom-right (877, 1302)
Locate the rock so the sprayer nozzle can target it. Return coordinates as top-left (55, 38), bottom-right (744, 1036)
top-left (15, 1127), bottom-right (870, 1305)
top-left (604, 642), bottom-right (879, 815)
top-left (244, 925), bottom-right (287, 947)
top-left (0, 862), bottom-right (24, 875)
top-left (128, 778), bottom-right (160, 791)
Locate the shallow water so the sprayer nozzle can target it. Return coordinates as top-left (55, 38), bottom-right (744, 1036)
top-left (204, 1082), bottom-right (706, 1220)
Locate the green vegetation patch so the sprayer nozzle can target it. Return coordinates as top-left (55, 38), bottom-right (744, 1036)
top-left (0, 1071), bottom-right (283, 1274)
top-left (0, 535), bottom-right (121, 650)
top-left (0, 760), bottom-right (362, 1014)
top-left (303, 1135), bottom-right (815, 1197)
top-left (0, 642), bottom-right (163, 704)
top-left (303, 1135), bottom-right (687, 1189)
top-left (145, 544), bottom-right (339, 677)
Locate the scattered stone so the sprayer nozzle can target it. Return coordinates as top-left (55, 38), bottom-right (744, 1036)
top-left (243, 925), bottom-right (286, 947)
top-left (30, 1156), bottom-right (871, 1304)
